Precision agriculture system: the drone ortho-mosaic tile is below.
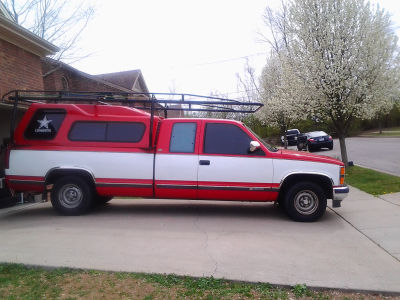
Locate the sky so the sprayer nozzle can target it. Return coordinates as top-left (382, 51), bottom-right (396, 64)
top-left (71, 0), bottom-right (400, 99)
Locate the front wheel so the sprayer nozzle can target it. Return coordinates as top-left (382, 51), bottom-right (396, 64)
top-left (51, 176), bottom-right (94, 215)
top-left (284, 182), bottom-right (327, 222)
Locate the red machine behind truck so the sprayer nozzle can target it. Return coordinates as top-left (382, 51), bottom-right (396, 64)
top-left (1, 91), bottom-right (348, 222)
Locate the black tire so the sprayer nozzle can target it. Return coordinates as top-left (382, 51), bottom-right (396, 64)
top-left (307, 144), bottom-right (313, 152)
top-left (276, 194), bottom-right (286, 211)
top-left (0, 188), bottom-right (16, 209)
top-left (328, 144), bottom-right (333, 150)
top-left (51, 176), bottom-right (94, 215)
top-left (95, 195), bottom-right (113, 205)
top-left (284, 182), bottom-right (327, 222)
top-left (297, 142), bottom-right (306, 151)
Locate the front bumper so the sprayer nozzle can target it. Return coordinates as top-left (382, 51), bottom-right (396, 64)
top-left (333, 185), bottom-right (349, 201)
top-left (309, 141), bottom-right (333, 148)
top-left (332, 185), bottom-right (349, 208)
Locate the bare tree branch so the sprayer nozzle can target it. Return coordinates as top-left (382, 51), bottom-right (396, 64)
top-left (3, 0), bottom-right (94, 63)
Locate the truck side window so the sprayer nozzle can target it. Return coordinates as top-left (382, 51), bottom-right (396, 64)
top-left (107, 122), bottom-right (145, 142)
top-left (204, 123), bottom-right (257, 155)
top-left (69, 122), bottom-right (145, 142)
top-left (69, 122), bottom-right (106, 141)
top-left (24, 109), bottom-right (66, 140)
top-left (170, 123), bottom-right (197, 153)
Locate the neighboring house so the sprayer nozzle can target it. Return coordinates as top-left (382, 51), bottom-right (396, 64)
top-left (42, 58), bottom-right (165, 116)
top-left (42, 58), bottom-right (148, 94)
top-left (95, 70), bottom-right (149, 93)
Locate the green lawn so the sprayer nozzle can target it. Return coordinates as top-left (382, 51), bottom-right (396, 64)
top-left (0, 263), bottom-right (394, 300)
top-left (346, 165), bottom-right (400, 195)
top-left (361, 126), bottom-right (400, 137)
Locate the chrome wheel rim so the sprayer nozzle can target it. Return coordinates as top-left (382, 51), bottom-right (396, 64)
top-left (59, 184), bottom-right (83, 208)
top-left (294, 190), bottom-right (318, 215)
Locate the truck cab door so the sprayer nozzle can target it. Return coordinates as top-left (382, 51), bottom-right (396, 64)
top-left (197, 121), bottom-right (276, 201)
top-left (154, 120), bottom-right (200, 199)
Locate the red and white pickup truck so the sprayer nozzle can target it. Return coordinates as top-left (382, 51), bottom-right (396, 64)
top-left (2, 91), bottom-right (348, 221)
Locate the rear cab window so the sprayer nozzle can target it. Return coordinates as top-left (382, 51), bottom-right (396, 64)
top-left (169, 123), bottom-right (197, 153)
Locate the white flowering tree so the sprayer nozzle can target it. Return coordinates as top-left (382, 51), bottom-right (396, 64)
top-left (263, 0), bottom-right (400, 165)
top-left (259, 52), bottom-right (309, 148)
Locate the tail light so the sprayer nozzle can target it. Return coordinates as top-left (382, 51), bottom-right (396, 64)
top-left (308, 138), bottom-right (315, 142)
top-left (340, 167), bottom-right (345, 185)
top-left (329, 136), bottom-right (333, 140)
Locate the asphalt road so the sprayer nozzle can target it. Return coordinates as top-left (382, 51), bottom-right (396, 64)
top-left (293, 137), bottom-right (400, 176)
top-left (1, 193), bottom-right (400, 293)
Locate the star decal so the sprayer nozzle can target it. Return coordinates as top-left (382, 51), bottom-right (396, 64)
top-left (37, 115), bottom-right (52, 129)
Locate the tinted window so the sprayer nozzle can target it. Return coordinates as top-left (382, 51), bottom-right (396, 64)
top-left (286, 129), bottom-right (299, 135)
top-left (204, 123), bottom-right (253, 155)
top-left (107, 123), bottom-right (145, 142)
top-left (25, 109), bottom-right (66, 140)
top-left (170, 123), bottom-right (196, 153)
top-left (69, 122), bottom-right (106, 141)
top-left (69, 122), bottom-right (145, 142)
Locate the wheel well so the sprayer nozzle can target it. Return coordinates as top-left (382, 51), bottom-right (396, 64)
top-left (45, 169), bottom-right (95, 188)
top-left (279, 174), bottom-right (333, 200)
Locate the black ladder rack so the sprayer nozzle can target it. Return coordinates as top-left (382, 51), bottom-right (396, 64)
top-left (1, 90), bottom-right (263, 147)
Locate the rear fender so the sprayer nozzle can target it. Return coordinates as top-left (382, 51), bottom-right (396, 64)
top-left (45, 167), bottom-right (96, 188)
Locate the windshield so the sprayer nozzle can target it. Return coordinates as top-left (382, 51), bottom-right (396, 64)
top-left (244, 124), bottom-right (278, 152)
top-left (306, 131), bottom-right (327, 137)
top-left (286, 129), bottom-right (299, 135)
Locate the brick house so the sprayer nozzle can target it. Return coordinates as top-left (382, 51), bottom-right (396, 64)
top-left (0, 3), bottom-right (156, 173)
top-left (42, 58), bottom-right (149, 94)
top-left (0, 5), bottom-right (58, 171)
top-left (41, 58), bottom-right (165, 115)
top-left (0, 6), bottom-right (59, 97)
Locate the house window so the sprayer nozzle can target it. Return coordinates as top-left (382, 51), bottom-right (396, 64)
top-left (69, 122), bottom-right (145, 142)
top-left (61, 76), bottom-right (69, 91)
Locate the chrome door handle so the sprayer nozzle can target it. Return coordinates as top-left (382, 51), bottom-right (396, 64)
top-left (199, 160), bottom-right (210, 165)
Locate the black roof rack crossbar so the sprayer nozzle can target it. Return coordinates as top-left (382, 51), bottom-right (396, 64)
top-left (2, 90), bottom-right (263, 113)
top-left (1, 90), bottom-right (263, 148)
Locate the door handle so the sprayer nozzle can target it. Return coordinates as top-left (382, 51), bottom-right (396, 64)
top-left (199, 160), bottom-right (210, 165)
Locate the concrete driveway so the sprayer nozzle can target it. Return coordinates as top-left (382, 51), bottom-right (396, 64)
top-left (1, 187), bottom-right (400, 293)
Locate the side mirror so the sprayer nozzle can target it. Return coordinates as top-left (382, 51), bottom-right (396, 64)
top-left (249, 141), bottom-right (261, 152)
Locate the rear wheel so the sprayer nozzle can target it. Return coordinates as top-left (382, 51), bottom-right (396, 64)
top-left (284, 182), bottom-right (327, 222)
top-left (51, 176), bottom-right (93, 215)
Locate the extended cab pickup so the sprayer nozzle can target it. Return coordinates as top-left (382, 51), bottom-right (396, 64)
top-left (4, 100), bottom-right (348, 222)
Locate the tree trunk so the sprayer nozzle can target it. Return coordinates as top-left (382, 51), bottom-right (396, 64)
top-left (338, 135), bottom-right (349, 166)
top-left (283, 125), bottom-right (288, 149)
